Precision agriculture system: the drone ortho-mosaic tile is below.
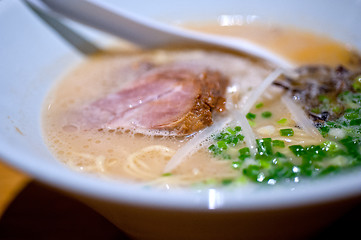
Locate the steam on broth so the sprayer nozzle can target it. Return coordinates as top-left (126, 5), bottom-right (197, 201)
top-left (42, 23), bottom-right (361, 188)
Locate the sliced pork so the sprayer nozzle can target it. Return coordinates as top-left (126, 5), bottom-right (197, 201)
top-left (79, 64), bottom-right (229, 135)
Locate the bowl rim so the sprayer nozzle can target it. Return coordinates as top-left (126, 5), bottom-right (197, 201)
top-left (2, 0), bottom-right (361, 211)
top-left (2, 137), bottom-right (361, 211)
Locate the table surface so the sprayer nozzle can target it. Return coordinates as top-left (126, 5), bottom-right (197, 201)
top-left (0, 161), bottom-right (29, 218)
top-left (0, 161), bottom-right (130, 239)
top-left (1, 160), bottom-right (361, 240)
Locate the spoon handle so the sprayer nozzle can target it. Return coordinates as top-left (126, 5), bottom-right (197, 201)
top-left (37, 0), bottom-right (194, 47)
top-left (33, 0), bottom-right (294, 68)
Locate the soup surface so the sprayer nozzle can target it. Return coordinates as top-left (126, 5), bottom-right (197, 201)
top-left (43, 23), bottom-right (361, 188)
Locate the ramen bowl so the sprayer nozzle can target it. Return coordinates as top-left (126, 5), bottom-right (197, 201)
top-left (1, 0), bottom-right (361, 239)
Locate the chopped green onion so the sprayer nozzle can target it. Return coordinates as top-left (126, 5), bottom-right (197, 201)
top-left (256, 138), bottom-right (273, 157)
top-left (260, 160), bottom-right (271, 169)
top-left (226, 127), bottom-right (236, 135)
top-left (275, 151), bottom-right (286, 158)
top-left (255, 102), bottom-right (264, 109)
top-left (352, 75), bottom-right (361, 92)
top-left (272, 140), bottom-right (285, 148)
top-left (344, 110), bottom-right (359, 120)
top-left (162, 173), bottom-right (172, 177)
top-left (222, 179), bottom-right (233, 185)
top-left (238, 147), bottom-right (251, 161)
top-left (217, 140), bottom-right (228, 150)
top-left (208, 144), bottom-right (216, 151)
top-left (289, 145), bottom-right (305, 157)
top-left (208, 144), bottom-right (222, 155)
top-left (261, 111), bottom-right (272, 118)
top-left (232, 161), bottom-right (242, 169)
top-left (246, 112), bottom-right (256, 120)
top-left (277, 118), bottom-right (288, 125)
top-left (235, 126), bottom-right (242, 132)
top-left (280, 128), bottom-right (294, 136)
top-left (209, 126), bottom-right (244, 157)
top-left (248, 120), bottom-right (256, 127)
top-left (243, 165), bottom-right (262, 182)
top-left (349, 118), bottom-right (361, 126)
top-left (239, 147), bottom-right (250, 154)
top-left (321, 141), bottom-right (339, 152)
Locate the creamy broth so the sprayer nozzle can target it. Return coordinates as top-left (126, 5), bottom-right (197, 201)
top-left (187, 23), bottom-right (357, 67)
top-left (42, 23), bottom-right (360, 188)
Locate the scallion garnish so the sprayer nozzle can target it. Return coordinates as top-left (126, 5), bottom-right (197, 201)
top-left (280, 128), bottom-right (294, 136)
top-left (207, 90), bottom-right (361, 186)
top-left (248, 120), bottom-right (255, 127)
top-left (209, 126), bottom-right (244, 157)
top-left (352, 75), bottom-right (361, 92)
top-left (246, 112), bottom-right (256, 120)
top-left (261, 111), bottom-right (272, 118)
top-left (272, 140), bottom-right (285, 148)
top-left (277, 118), bottom-right (288, 125)
top-left (255, 102), bottom-right (264, 109)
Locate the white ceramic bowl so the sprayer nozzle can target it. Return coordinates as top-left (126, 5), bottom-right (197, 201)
top-left (1, 1), bottom-right (361, 239)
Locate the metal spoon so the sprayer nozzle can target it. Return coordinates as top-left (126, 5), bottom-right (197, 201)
top-left (28, 0), bottom-right (294, 69)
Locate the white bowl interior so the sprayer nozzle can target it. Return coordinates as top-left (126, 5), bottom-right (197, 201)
top-left (1, 0), bottom-right (361, 210)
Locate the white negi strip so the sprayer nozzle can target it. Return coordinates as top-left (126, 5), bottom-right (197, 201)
top-left (163, 117), bottom-right (231, 173)
top-left (239, 68), bottom-right (283, 114)
top-left (281, 95), bottom-right (323, 140)
top-left (237, 68), bottom-right (283, 155)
